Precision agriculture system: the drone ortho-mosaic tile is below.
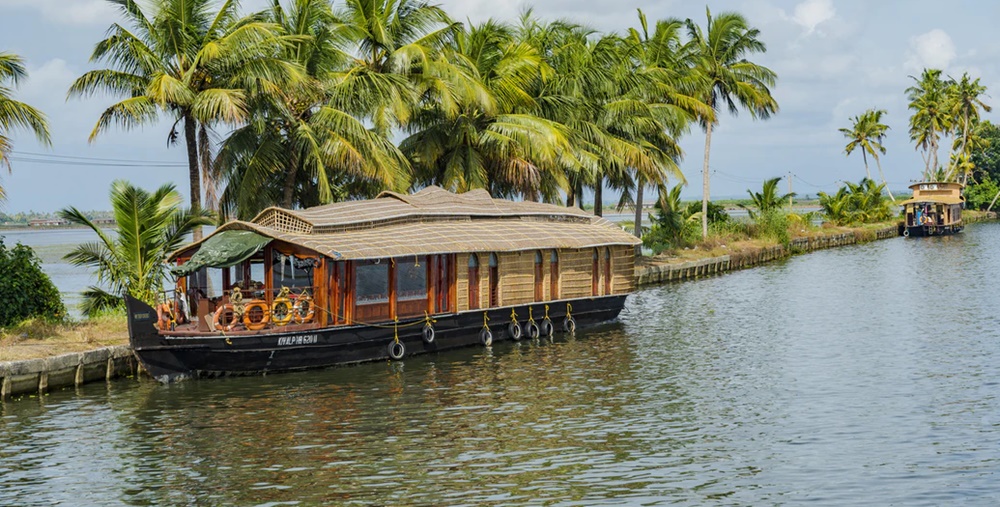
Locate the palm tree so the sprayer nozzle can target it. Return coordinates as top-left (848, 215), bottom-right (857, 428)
top-left (948, 72), bottom-right (991, 184)
top-left (69, 0), bottom-right (299, 238)
top-left (739, 176), bottom-right (795, 219)
top-left (59, 180), bottom-right (213, 316)
top-left (0, 52), bottom-right (51, 202)
top-left (330, 0), bottom-right (459, 136)
top-left (403, 19), bottom-right (573, 200)
top-left (216, 0), bottom-right (410, 219)
top-left (840, 108), bottom-right (894, 201)
top-left (687, 7), bottom-right (778, 238)
top-left (906, 69), bottom-right (952, 180)
top-left (625, 10), bottom-right (710, 238)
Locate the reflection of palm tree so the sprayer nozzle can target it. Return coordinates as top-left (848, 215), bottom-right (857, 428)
top-left (0, 52), bottom-right (51, 202)
top-left (59, 180), bottom-right (213, 316)
top-left (69, 0), bottom-right (297, 238)
top-left (687, 7), bottom-right (778, 238)
top-left (840, 108), bottom-right (894, 201)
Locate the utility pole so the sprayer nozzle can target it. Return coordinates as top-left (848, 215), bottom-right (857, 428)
top-left (788, 171), bottom-right (794, 211)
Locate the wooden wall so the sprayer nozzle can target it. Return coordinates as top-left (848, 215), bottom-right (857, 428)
top-left (455, 246), bottom-right (634, 312)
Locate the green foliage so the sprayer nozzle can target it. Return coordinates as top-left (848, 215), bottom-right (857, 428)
top-left (685, 201), bottom-right (729, 225)
top-left (750, 208), bottom-right (790, 246)
top-left (0, 237), bottom-right (64, 327)
top-left (818, 178), bottom-right (894, 226)
top-left (970, 121), bottom-right (1000, 183)
top-left (59, 180), bottom-right (214, 316)
top-left (642, 184), bottom-right (699, 254)
top-left (739, 176), bottom-right (794, 219)
top-left (964, 174), bottom-right (1000, 210)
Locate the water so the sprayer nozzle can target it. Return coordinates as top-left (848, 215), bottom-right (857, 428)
top-left (3, 223), bottom-right (1000, 505)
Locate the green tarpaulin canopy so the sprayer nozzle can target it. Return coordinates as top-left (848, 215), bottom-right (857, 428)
top-left (170, 230), bottom-right (272, 278)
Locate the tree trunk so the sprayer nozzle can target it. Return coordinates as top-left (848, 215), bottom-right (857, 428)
top-left (862, 150), bottom-right (872, 180)
top-left (633, 175), bottom-right (644, 239)
top-left (184, 114), bottom-right (203, 241)
top-left (199, 124), bottom-right (217, 214)
top-left (701, 121), bottom-right (714, 239)
top-left (875, 157), bottom-right (894, 202)
top-left (593, 174), bottom-right (603, 216)
top-left (282, 146), bottom-right (300, 209)
top-left (575, 178), bottom-right (584, 209)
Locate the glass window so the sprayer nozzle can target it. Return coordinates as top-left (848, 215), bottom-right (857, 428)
top-left (396, 257), bottom-right (427, 301)
top-left (356, 260), bottom-right (389, 304)
top-left (272, 251), bottom-right (315, 291)
top-left (489, 253), bottom-right (498, 267)
top-left (469, 253), bottom-right (479, 268)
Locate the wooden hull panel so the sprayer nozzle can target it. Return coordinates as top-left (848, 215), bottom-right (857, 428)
top-left (904, 224), bottom-right (963, 237)
top-left (126, 295), bottom-right (627, 383)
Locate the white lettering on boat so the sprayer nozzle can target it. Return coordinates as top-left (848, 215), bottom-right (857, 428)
top-left (277, 334), bottom-right (319, 346)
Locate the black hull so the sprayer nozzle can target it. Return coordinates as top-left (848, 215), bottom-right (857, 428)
top-left (125, 295), bottom-right (628, 383)
top-left (904, 224), bottom-right (963, 237)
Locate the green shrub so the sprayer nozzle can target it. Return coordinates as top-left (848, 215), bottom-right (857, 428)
top-left (751, 209), bottom-right (791, 245)
top-left (964, 175), bottom-right (1000, 210)
top-left (0, 237), bottom-right (65, 327)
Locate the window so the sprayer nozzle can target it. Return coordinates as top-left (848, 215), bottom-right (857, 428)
top-left (549, 250), bottom-right (559, 300)
top-left (603, 247), bottom-right (612, 295)
top-left (395, 257), bottom-right (427, 301)
top-left (489, 253), bottom-right (499, 307)
top-left (592, 249), bottom-right (599, 296)
top-left (468, 254), bottom-right (480, 310)
top-left (355, 260), bottom-right (389, 305)
top-left (533, 251), bottom-right (544, 301)
top-left (272, 251), bottom-right (315, 291)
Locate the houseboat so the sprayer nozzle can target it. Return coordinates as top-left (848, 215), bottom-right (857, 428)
top-left (899, 181), bottom-right (964, 237)
top-left (125, 186), bottom-right (640, 382)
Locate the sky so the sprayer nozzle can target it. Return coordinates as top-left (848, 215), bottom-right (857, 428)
top-left (1, 0), bottom-right (998, 212)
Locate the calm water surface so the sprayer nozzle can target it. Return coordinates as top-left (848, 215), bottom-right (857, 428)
top-left (3, 224), bottom-right (1000, 505)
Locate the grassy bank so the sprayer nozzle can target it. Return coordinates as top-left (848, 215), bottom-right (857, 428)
top-left (0, 313), bottom-right (129, 362)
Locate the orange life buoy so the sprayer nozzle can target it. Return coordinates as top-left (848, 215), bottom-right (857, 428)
top-left (271, 297), bottom-right (294, 326)
top-left (242, 300), bottom-right (270, 331)
top-left (156, 302), bottom-right (174, 331)
top-left (293, 296), bottom-right (315, 324)
top-left (213, 303), bottom-right (240, 332)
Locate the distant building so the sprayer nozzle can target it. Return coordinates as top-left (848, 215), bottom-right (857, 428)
top-left (29, 218), bottom-right (69, 227)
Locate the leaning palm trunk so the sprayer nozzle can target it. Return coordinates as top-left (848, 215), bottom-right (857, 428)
top-left (875, 158), bottom-right (894, 202)
top-left (701, 121), bottom-right (713, 238)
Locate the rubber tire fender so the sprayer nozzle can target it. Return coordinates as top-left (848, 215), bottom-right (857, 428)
top-left (526, 321), bottom-right (540, 339)
top-left (563, 316), bottom-right (576, 334)
top-left (422, 322), bottom-right (435, 344)
top-left (387, 340), bottom-right (406, 360)
top-left (539, 318), bottom-right (554, 337)
top-left (480, 328), bottom-right (493, 347)
top-left (507, 321), bottom-right (522, 341)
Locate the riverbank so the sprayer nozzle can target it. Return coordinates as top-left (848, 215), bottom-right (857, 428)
top-left (635, 211), bottom-right (996, 285)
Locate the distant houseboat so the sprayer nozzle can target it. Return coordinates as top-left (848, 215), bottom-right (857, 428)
top-left (900, 181), bottom-right (964, 237)
top-left (125, 187), bottom-right (640, 382)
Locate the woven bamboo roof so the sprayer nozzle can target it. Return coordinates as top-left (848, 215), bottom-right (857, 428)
top-left (174, 187), bottom-right (639, 261)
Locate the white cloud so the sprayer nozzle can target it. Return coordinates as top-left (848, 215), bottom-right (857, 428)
top-left (782, 0), bottom-right (835, 35)
top-left (906, 29), bottom-right (956, 71)
top-left (7, 0), bottom-right (117, 26)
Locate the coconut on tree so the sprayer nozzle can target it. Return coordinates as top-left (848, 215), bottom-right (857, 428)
top-left (686, 7), bottom-right (778, 238)
top-left (906, 69), bottom-right (952, 181)
top-left (0, 51), bottom-right (51, 203)
top-left (840, 108), bottom-right (894, 202)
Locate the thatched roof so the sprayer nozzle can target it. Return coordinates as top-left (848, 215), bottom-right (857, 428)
top-left (173, 187), bottom-right (639, 261)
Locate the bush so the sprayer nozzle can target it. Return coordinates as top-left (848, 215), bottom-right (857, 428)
top-left (964, 175), bottom-right (1000, 210)
top-left (0, 237), bottom-right (65, 327)
top-left (751, 209), bottom-right (791, 246)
